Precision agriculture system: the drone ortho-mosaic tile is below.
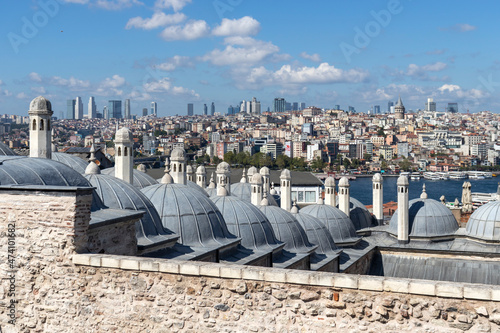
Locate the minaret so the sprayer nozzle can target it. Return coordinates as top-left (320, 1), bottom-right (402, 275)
top-left (196, 165), bottom-right (206, 188)
top-left (250, 173), bottom-right (263, 206)
top-left (372, 173), bottom-right (383, 225)
top-left (324, 176), bottom-right (336, 207)
top-left (338, 176), bottom-right (350, 218)
top-left (186, 165), bottom-right (194, 182)
top-left (397, 175), bottom-right (409, 244)
top-left (29, 96), bottom-right (53, 159)
top-left (114, 127), bottom-right (134, 184)
top-left (170, 148), bottom-right (186, 185)
top-left (260, 167), bottom-right (271, 193)
top-left (280, 169), bottom-right (292, 211)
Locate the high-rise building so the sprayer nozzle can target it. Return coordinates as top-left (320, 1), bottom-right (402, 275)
top-left (108, 100), bottom-right (122, 119)
top-left (395, 96), bottom-right (405, 120)
top-left (348, 106), bottom-right (356, 113)
top-left (124, 99), bottom-right (131, 119)
top-left (210, 102), bottom-right (215, 116)
top-left (292, 102), bottom-right (298, 111)
top-left (150, 102), bottom-right (157, 116)
top-left (66, 99), bottom-right (75, 119)
top-left (300, 102), bottom-right (306, 110)
top-left (187, 103), bottom-right (194, 116)
top-left (203, 104), bottom-right (207, 116)
top-left (387, 101), bottom-right (394, 113)
top-left (334, 104), bottom-right (341, 110)
top-left (273, 98), bottom-right (286, 112)
top-left (425, 98), bottom-right (436, 112)
top-left (75, 97), bottom-right (83, 119)
top-left (285, 102), bottom-right (292, 111)
top-left (88, 97), bottom-right (96, 119)
top-left (251, 97), bottom-right (261, 115)
top-left (374, 105), bottom-right (380, 115)
top-left (447, 102), bottom-right (458, 113)
top-left (142, 108), bottom-right (148, 117)
top-left (103, 106), bottom-right (108, 119)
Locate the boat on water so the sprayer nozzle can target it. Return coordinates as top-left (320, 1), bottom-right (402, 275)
top-left (400, 171), bottom-right (410, 177)
top-left (449, 171), bottom-right (468, 180)
top-left (410, 172), bottom-right (421, 180)
top-left (468, 171), bottom-right (488, 180)
top-left (423, 172), bottom-right (441, 180)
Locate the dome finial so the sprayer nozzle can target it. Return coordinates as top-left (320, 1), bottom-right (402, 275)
top-left (89, 143), bottom-right (96, 163)
top-left (208, 172), bottom-right (216, 189)
top-left (420, 183), bottom-right (428, 199)
top-left (240, 168), bottom-right (247, 183)
top-left (290, 200), bottom-right (299, 213)
top-left (260, 192), bottom-right (269, 206)
top-left (270, 181), bottom-right (277, 195)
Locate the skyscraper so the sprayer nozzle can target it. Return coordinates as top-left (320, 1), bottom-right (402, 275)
top-left (374, 105), bottom-right (380, 114)
top-left (203, 104), bottom-right (208, 116)
top-left (150, 102), bottom-right (157, 116)
top-left (211, 102), bottom-right (215, 116)
top-left (88, 97), bottom-right (96, 119)
top-left (425, 98), bottom-right (436, 112)
top-left (75, 97), bottom-right (83, 119)
top-left (274, 98), bottom-right (286, 112)
top-left (447, 102), bottom-right (459, 113)
top-left (292, 102), bottom-right (299, 111)
top-left (66, 99), bottom-right (75, 119)
top-left (251, 97), bottom-right (261, 115)
top-left (142, 108), bottom-right (148, 117)
top-left (103, 106), bottom-right (108, 119)
top-left (387, 101), bottom-right (394, 113)
top-left (124, 99), bottom-right (131, 119)
top-left (108, 100), bottom-right (122, 119)
top-left (187, 103), bottom-right (194, 116)
top-left (300, 102), bottom-right (306, 110)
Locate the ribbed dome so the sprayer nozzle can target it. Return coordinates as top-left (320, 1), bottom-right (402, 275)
top-left (300, 204), bottom-right (359, 245)
top-left (229, 182), bottom-right (278, 206)
top-left (85, 172), bottom-right (175, 248)
top-left (0, 142), bottom-right (16, 156)
top-left (187, 180), bottom-right (209, 197)
top-left (115, 127), bottom-right (132, 142)
top-left (102, 168), bottom-right (158, 189)
top-left (216, 161), bottom-right (230, 173)
top-left (325, 176), bottom-right (335, 187)
top-left (251, 173), bottom-right (263, 184)
top-left (142, 183), bottom-right (237, 247)
top-left (466, 201), bottom-right (500, 241)
top-left (170, 148), bottom-right (185, 160)
top-left (29, 96), bottom-right (52, 112)
top-left (291, 211), bottom-right (338, 254)
top-left (373, 173), bottom-right (382, 182)
top-left (339, 176), bottom-right (349, 186)
top-left (196, 165), bottom-right (206, 174)
top-left (260, 166), bottom-right (270, 175)
top-left (335, 197), bottom-right (374, 230)
top-left (258, 205), bottom-right (315, 253)
top-left (280, 169), bottom-right (291, 178)
top-left (211, 195), bottom-right (282, 250)
top-left (52, 152), bottom-right (88, 174)
top-left (388, 198), bottom-right (458, 238)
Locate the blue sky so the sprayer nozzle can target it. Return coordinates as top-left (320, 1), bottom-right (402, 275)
top-left (1, 0), bottom-right (499, 117)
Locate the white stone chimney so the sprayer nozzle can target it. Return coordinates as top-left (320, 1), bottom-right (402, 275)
top-left (280, 169), bottom-right (292, 212)
top-left (397, 175), bottom-right (409, 244)
top-left (170, 148), bottom-right (186, 185)
top-left (196, 165), bottom-right (207, 188)
top-left (251, 173), bottom-right (263, 206)
top-left (338, 176), bottom-right (350, 218)
top-left (372, 173), bottom-right (384, 225)
top-left (114, 127), bottom-right (134, 185)
top-left (186, 165), bottom-right (194, 182)
top-left (324, 176), bottom-right (336, 207)
top-left (216, 162), bottom-right (231, 195)
top-left (29, 96), bottom-right (53, 159)
top-left (260, 167), bottom-right (270, 193)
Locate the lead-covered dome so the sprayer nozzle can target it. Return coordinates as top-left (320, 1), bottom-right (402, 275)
top-left (29, 96), bottom-right (52, 111)
top-left (216, 161), bottom-right (230, 173)
top-left (291, 208), bottom-right (339, 254)
top-left (52, 152), bottom-right (88, 174)
top-left (170, 148), bottom-right (185, 160)
top-left (0, 142), bottom-right (16, 156)
top-left (230, 182), bottom-right (278, 206)
top-left (466, 201), bottom-right (500, 241)
top-left (335, 197), bottom-right (374, 230)
top-left (102, 167), bottom-right (158, 189)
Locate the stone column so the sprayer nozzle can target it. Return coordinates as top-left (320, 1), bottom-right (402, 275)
top-left (251, 173), bottom-right (263, 206)
top-left (280, 169), bottom-right (292, 212)
top-left (29, 96), bottom-right (53, 159)
top-left (196, 166), bottom-right (207, 189)
top-left (397, 175), bottom-right (409, 244)
top-left (114, 127), bottom-right (134, 185)
top-left (372, 173), bottom-right (383, 225)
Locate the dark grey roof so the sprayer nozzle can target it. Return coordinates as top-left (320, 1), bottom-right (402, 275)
top-left (300, 204), bottom-right (360, 246)
top-left (211, 194), bottom-right (283, 251)
top-left (228, 182), bottom-right (278, 206)
top-left (292, 211), bottom-right (339, 254)
top-left (388, 198), bottom-right (459, 238)
top-left (335, 196), bottom-right (375, 230)
top-left (206, 168), bottom-right (324, 186)
top-left (141, 183), bottom-right (239, 248)
top-left (0, 142), bottom-right (16, 156)
top-left (85, 173), bottom-right (178, 250)
top-left (102, 167), bottom-right (158, 189)
top-left (466, 201), bottom-right (500, 241)
top-left (52, 152), bottom-right (88, 174)
top-left (258, 205), bottom-right (316, 253)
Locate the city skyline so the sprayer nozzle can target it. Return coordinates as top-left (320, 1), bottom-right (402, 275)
top-left (1, 0), bottom-right (499, 116)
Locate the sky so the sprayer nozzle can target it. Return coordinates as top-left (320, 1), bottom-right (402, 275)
top-left (1, 0), bottom-right (500, 117)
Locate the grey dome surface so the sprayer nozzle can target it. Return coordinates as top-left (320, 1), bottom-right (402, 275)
top-left (291, 211), bottom-right (339, 254)
top-left (30, 96), bottom-right (52, 111)
top-left (301, 204), bottom-right (359, 245)
top-left (102, 167), bottom-right (158, 189)
top-left (258, 205), bottom-right (315, 253)
top-left (466, 201), bottom-right (500, 241)
top-left (388, 198), bottom-right (459, 238)
top-left (0, 142), bottom-right (16, 156)
top-left (229, 182), bottom-right (278, 206)
top-left (335, 196), bottom-right (374, 230)
top-left (0, 156), bottom-right (104, 211)
top-left (187, 180), bottom-right (209, 197)
top-left (142, 183), bottom-right (237, 248)
top-left (85, 173), bottom-right (176, 247)
top-left (52, 152), bottom-right (88, 174)
top-left (211, 195), bottom-right (282, 251)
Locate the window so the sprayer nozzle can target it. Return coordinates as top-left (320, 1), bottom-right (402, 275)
top-left (117, 147), bottom-right (121, 156)
top-left (124, 147), bottom-right (128, 156)
top-left (32, 119), bottom-right (36, 131)
top-left (291, 191), bottom-right (298, 202)
top-left (305, 191), bottom-right (316, 203)
top-left (40, 119), bottom-right (44, 131)
top-left (298, 191), bottom-right (304, 202)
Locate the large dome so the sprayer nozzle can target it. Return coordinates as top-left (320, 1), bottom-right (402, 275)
top-left (102, 167), bottom-right (158, 189)
top-left (466, 201), bottom-right (500, 241)
top-left (142, 183), bottom-right (238, 248)
top-left (388, 197), bottom-right (459, 238)
top-left (211, 194), bottom-right (282, 251)
top-left (187, 180), bottom-right (209, 197)
top-left (291, 209), bottom-right (339, 254)
top-left (52, 152), bottom-right (88, 174)
top-left (0, 142), bottom-right (16, 156)
top-left (301, 204), bottom-right (360, 246)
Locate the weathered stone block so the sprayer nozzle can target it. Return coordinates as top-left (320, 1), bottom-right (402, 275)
top-left (310, 272), bottom-right (334, 287)
top-left (358, 276), bottom-right (384, 291)
top-left (408, 280), bottom-right (436, 296)
top-left (464, 284), bottom-right (491, 301)
top-left (139, 259), bottom-right (159, 272)
top-left (285, 270), bottom-right (311, 285)
top-left (158, 260), bottom-right (180, 274)
top-left (333, 274), bottom-right (358, 289)
top-left (436, 283), bottom-right (463, 299)
top-left (72, 254), bottom-right (90, 266)
top-left (200, 263), bottom-right (221, 277)
top-left (264, 269), bottom-right (286, 283)
top-left (241, 267), bottom-right (264, 281)
top-left (100, 255), bottom-right (121, 268)
top-left (220, 265), bottom-right (242, 279)
top-left (383, 278), bottom-right (409, 293)
top-left (179, 262), bottom-right (202, 276)
top-left (120, 258), bottom-right (140, 270)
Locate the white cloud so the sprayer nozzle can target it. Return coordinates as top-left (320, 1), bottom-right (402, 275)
top-left (129, 90), bottom-right (152, 101)
top-left (125, 12), bottom-right (186, 30)
top-left (156, 55), bottom-right (193, 71)
top-left (202, 37), bottom-right (280, 66)
top-left (62, 0), bottom-right (143, 10)
top-left (50, 76), bottom-right (91, 90)
top-left (405, 62), bottom-right (448, 81)
top-left (270, 63), bottom-right (369, 84)
top-left (438, 84), bottom-right (461, 93)
top-left (212, 16), bottom-right (260, 37)
top-left (155, 0), bottom-right (191, 11)
top-left (101, 75), bottom-right (126, 88)
top-left (29, 72), bottom-right (42, 82)
top-left (142, 77), bottom-right (199, 97)
top-left (16, 92), bottom-right (28, 99)
top-left (160, 20), bottom-right (210, 41)
top-left (299, 52), bottom-right (321, 62)
top-left (438, 84), bottom-right (486, 99)
top-left (31, 86), bottom-right (46, 94)
top-left (441, 23), bottom-right (477, 32)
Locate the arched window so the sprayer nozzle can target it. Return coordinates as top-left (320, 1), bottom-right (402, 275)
top-left (173, 164), bottom-right (176, 172)
top-left (253, 187), bottom-right (256, 193)
top-left (47, 119), bottom-right (50, 130)
top-left (40, 119), bottom-right (44, 131)
top-left (179, 164), bottom-right (182, 172)
top-left (32, 119), bottom-right (36, 131)
top-left (124, 147), bottom-right (128, 156)
top-left (117, 147), bottom-right (121, 156)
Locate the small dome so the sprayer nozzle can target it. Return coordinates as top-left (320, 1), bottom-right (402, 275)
top-left (339, 176), bottom-right (350, 187)
top-left (373, 173), bottom-right (382, 182)
top-left (280, 169), bottom-right (291, 179)
top-left (325, 176), bottom-right (335, 187)
top-left (196, 165), bottom-right (206, 174)
top-left (388, 197), bottom-right (458, 238)
top-left (52, 152), bottom-right (88, 174)
top-left (212, 195), bottom-right (282, 251)
top-left (259, 205), bottom-right (315, 253)
top-left (142, 183), bottom-right (237, 247)
top-left (230, 182), bottom-right (278, 206)
top-left (466, 201), bottom-right (500, 241)
top-left (137, 164), bottom-right (147, 173)
top-left (29, 96), bottom-right (52, 112)
top-left (397, 175), bottom-right (409, 186)
top-left (251, 173), bottom-right (263, 185)
top-left (292, 211), bottom-right (339, 254)
top-left (301, 204), bottom-right (359, 245)
top-left (216, 161), bottom-right (230, 173)
top-left (260, 166), bottom-right (270, 175)
top-left (85, 162), bottom-right (101, 175)
top-left (247, 166), bottom-right (258, 177)
top-left (335, 196), bottom-right (375, 230)
top-left (186, 165), bottom-right (194, 174)
top-left (102, 168), bottom-right (158, 189)
top-left (115, 127), bottom-right (133, 143)
top-left (170, 148), bottom-right (185, 161)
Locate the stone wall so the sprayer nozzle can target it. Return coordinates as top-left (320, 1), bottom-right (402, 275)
top-left (2, 187), bottom-right (500, 333)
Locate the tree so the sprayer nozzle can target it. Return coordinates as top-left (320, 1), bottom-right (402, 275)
top-left (363, 153), bottom-right (372, 161)
top-left (212, 156), bottom-right (221, 164)
top-left (381, 160), bottom-right (388, 171)
top-left (377, 127), bottom-right (386, 138)
top-left (224, 151), bottom-right (236, 165)
top-left (291, 157), bottom-right (307, 171)
top-left (311, 157), bottom-right (327, 171)
top-left (276, 154), bottom-right (290, 170)
top-left (343, 158), bottom-right (351, 169)
top-left (235, 151), bottom-right (251, 166)
top-left (399, 158), bottom-right (412, 171)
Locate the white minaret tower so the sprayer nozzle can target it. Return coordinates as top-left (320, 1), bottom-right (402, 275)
top-left (186, 165), bottom-right (194, 182)
top-left (196, 165), bottom-right (206, 188)
top-left (372, 173), bottom-right (384, 225)
top-left (114, 127), bottom-right (134, 184)
top-left (397, 175), bottom-right (409, 244)
top-left (338, 176), bottom-right (350, 218)
top-left (250, 173), bottom-right (263, 206)
top-left (280, 169), bottom-right (292, 211)
top-left (260, 167), bottom-right (271, 193)
top-left (324, 176), bottom-right (336, 207)
top-left (29, 96), bottom-right (53, 159)
top-left (170, 148), bottom-right (186, 185)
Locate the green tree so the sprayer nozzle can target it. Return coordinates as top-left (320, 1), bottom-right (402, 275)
top-left (276, 154), bottom-right (290, 170)
top-left (399, 158), bottom-right (412, 171)
top-left (224, 151), bottom-right (236, 165)
top-left (381, 160), bottom-right (388, 171)
top-left (343, 158), bottom-right (351, 169)
top-left (377, 127), bottom-right (386, 138)
top-left (235, 151), bottom-right (251, 166)
top-left (311, 157), bottom-right (326, 171)
top-left (363, 153), bottom-right (372, 161)
top-left (212, 156), bottom-right (221, 164)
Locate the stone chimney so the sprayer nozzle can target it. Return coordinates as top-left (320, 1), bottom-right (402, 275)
top-left (397, 175), bottom-right (409, 244)
top-left (280, 169), bottom-right (292, 211)
top-left (114, 127), bottom-right (134, 184)
top-left (338, 176), bottom-right (350, 218)
top-left (372, 173), bottom-right (383, 225)
top-left (324, 176), bottom-right (336, 207)
top-left (29, 96), bottom-right (53, 159)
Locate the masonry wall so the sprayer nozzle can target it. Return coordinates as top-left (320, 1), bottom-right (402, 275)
top-left (2, 188), bottom-right (500, 333)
